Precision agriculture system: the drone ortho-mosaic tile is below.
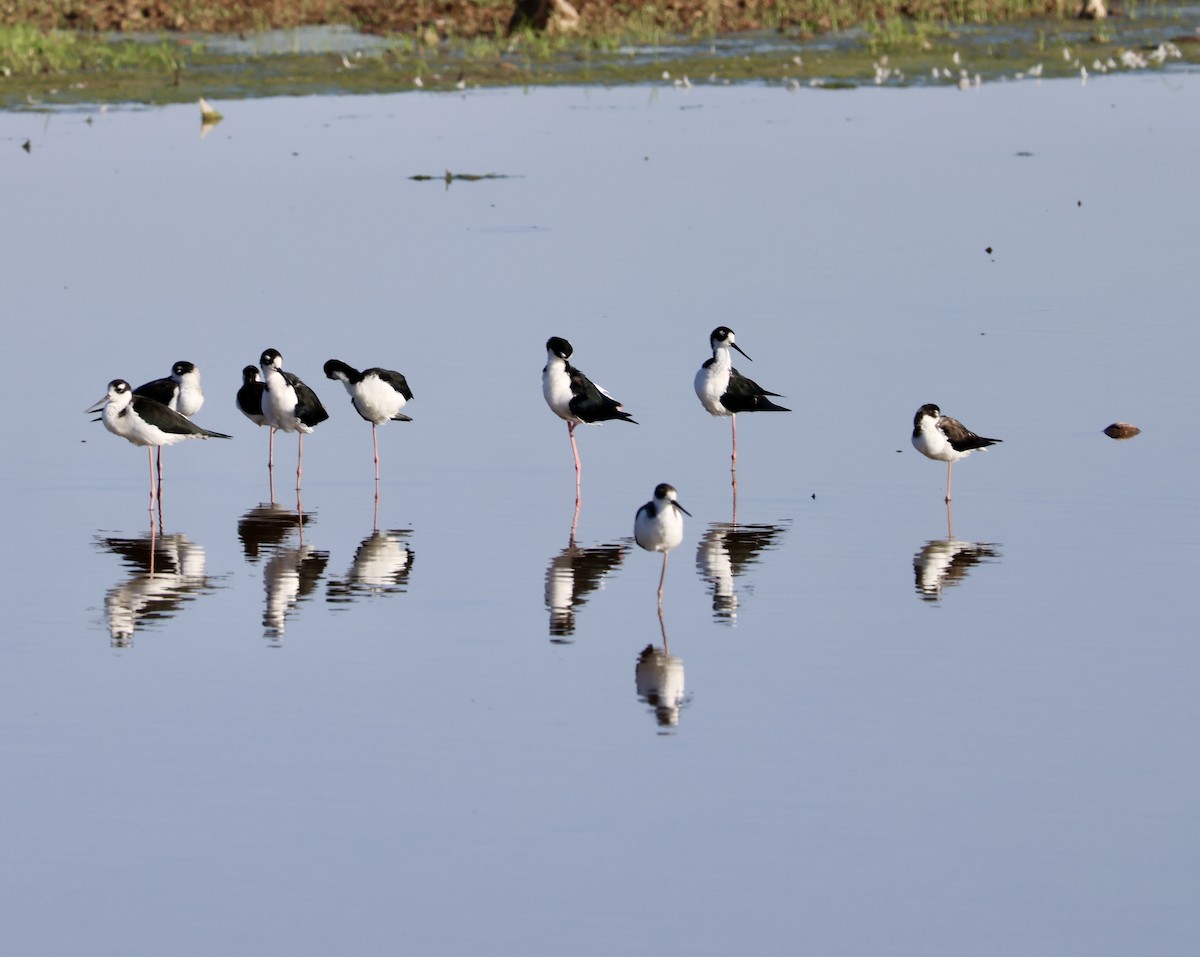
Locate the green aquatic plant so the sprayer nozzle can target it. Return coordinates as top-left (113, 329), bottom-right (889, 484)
top-left (0, 24), bottom-right (184, 76)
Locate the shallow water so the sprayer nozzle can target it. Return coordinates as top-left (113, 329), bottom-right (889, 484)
top-left (2, 76), bottom-right (1198, 955)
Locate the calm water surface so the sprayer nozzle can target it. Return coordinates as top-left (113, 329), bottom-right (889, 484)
top-left (2, 75), bottom-right (1198, 955)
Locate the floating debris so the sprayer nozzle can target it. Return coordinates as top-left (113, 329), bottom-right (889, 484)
top-left (1104, 422), bottom-right (1141, 440)
top-left (198, 97), bottom-right (223, 122)
top-left (409, 171), bottom-right (518, 185)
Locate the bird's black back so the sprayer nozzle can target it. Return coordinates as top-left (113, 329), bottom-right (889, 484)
top-left (237, 381), bottom-right (265, 418)
top-left (939, 416), bottom-right (1001, 453)
top-left (567, 364), bottom-right (637, 425)
top-left (131, 393), bottom-right (231, 438)
top-left (289, 375), bottom-right (330, 428)
top-left (237, 367), bottom-right (264, 418)
top-left (721, 368), bottom-right (790, 413)
top-left (134, 376), bottom-right (178, 407)
top-left (366, 368), bottom-right (414, 402)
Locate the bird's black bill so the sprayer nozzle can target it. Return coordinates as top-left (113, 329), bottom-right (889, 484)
top-left (731, 342), bottom-right (752, 361)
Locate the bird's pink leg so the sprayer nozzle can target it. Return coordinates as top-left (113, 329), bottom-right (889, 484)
top-left (568, 421), bottom-right (582, 493)
top-left (147, 448), bottom-right (157, 515)
top-left (268, 427), bottom-right (276, 470)
top-left (296, 434), bottom-right (304, 490)
top-left (657, 551), bottom-right (670, 606)
top-left (373, 423), bottom-right (381, 484)
top-left (569, 493), bottom-right (581, 546)
top-left (945, 461), bottom-right (954, 503)
top-left (731, 414), bottom-right (738, 468)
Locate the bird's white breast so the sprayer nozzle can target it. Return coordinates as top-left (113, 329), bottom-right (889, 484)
top-left (262, 369), bottom-right (301, 431)
top-left (636, 504), bottom-right (685, 553)
top-left (695, 354), bottom-right (732, 416)
top-left (913, 416), bottom-right (951, 462)
top-left (175, 373), bottom-right (204, 417)
top-left (352, 376), bottom-right (406, 424)
top-left (102, 400), bottom-right (190, 447)
top-left (543, 358), bottom-right (576, 422)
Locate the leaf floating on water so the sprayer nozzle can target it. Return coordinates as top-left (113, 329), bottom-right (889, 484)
top-left (21, 139), bottom-right (31, 153)
top-left (1103, 422), bottom-right (1141, 440)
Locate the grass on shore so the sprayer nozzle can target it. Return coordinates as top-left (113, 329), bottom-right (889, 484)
top-left (0, 25), bottom-right (184, 76)
top-left (0, 0), bottom-right (1110, 76)
top-left (1, 0), bottom-right (1195, 105)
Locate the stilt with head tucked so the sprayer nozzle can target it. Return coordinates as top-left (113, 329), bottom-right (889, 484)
top-left (911, 403), bottom-right (1002, 502)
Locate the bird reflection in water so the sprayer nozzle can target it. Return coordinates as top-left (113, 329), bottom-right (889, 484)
top-left (544, 496), bottom-right (625, 642)
top-left (263, 546), bottom-right (329, 642)
top-left (327, 529), bottom-right (414, 604)
top-left (237, 501), bottom-right (315, 560)
top-left (913, 503), bottom-right (1001, 603)
top-left (96, 528), bottom-right (217, 647)
top-left (544, 538), bottom-right (625, 642)
top-left (635, 610), bottom-right (688, 731)
top-left (237, 502), bottom-right (328, 642)
top-left (695, 520), bottom-right (789, 624)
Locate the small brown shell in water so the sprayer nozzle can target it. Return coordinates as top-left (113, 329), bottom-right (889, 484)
top-left (1104, 422), bottom-right (1141, 440)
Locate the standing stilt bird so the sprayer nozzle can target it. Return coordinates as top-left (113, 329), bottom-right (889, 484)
top-left (134, 360), bottom-right (205, 480)
top-left (694, 326), bottom-right (789, 467)
top-left (236, 365), bottom-right (274, 467)
top-left (634, 483), bottom-right (691, 606)
top-left (259, 349), bottom-right (329, 490)
top-left (87, 379), bottom-right (230, 513)
top-left (542, 337), bottom-right (637, 494)
top-left (135, 360), bottom-right (205, 416)
top-left (911, 403), bottom-right (1002, 502)
top-left (324, 359), bottom-right (413, 483)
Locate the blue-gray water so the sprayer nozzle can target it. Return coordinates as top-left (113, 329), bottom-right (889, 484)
top-left (2, 74), bottom-right (1198, 955)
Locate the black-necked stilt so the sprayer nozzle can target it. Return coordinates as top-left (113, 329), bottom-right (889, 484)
top-left (259, 349), bottom-right (329, 489)
top-left (134, 360), bottom-right (204, 417)
top-left (86, 379), bottom-right (231, 512)
top-left (323, 359), bottom-right (413, 483)
top-left (694, 326), bottom-right (790, 467)
top-left (235, 365), bottom-right (276, 481)
top-left (911, 403), bottom-right (1002, 502)
top-left (236, 365), bottom-right (268, 428)
top-left (134, 360), bottom-right (205, 478)
top-left (543, 336), bottom-right (637, 492)
top-left (634, 483), bottom-right (691, 604)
